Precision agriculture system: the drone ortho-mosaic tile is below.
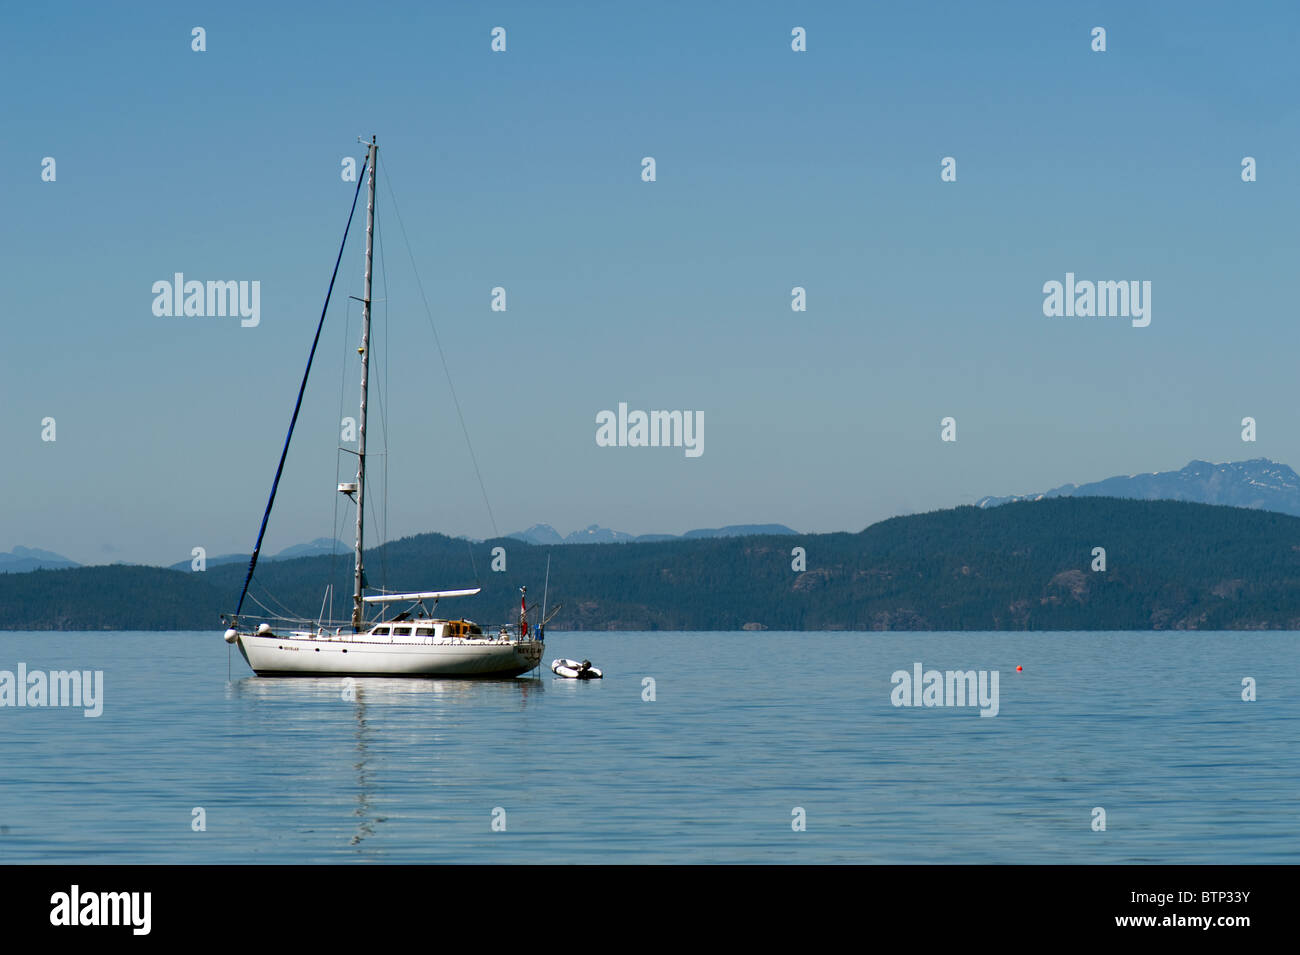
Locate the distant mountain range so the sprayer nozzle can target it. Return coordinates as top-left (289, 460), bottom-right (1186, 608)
top-left (166, 538), bottom-right (348, 572)
top-left (976, 458), bottom-right (1300, 517)
top-left (506, 523), bottom-right (799, 545)
top-left (0, 539), bottom-right (350, 575)
top-left (3, 527), bottom-right (796, 575)
top-left (0, 546), bottom-right (80, 574)
top-left (6, 458), bottom-right (1295, 578)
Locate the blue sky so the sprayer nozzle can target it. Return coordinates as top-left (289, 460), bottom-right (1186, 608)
top-left (3, 1), bottom-right (1299, 566)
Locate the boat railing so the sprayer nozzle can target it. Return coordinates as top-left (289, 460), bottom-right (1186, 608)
top-left (223, 612), bottom-right (541, 643)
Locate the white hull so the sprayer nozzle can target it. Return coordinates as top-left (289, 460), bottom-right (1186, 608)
top-left (236, 631), bottom-right (544, 678)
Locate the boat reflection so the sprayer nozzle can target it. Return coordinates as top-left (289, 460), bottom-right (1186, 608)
top-left (226, 673), bottom-right (543, 709)
top-left (349, 685), bottom-right (378, 846)
top-left (223, 673), bottom-right (542, 850)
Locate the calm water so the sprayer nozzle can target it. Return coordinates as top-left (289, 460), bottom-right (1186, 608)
top-left (0, 631), bottom-right (1295, 863)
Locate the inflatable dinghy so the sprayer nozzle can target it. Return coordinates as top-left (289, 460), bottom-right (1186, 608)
top-left (551, 658), bottom-right (602, 679)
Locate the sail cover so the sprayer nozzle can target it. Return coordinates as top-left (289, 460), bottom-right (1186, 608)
top-left (363, 589), bottom-right (482, 603)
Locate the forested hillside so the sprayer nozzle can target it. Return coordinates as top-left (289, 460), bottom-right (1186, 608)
top-left (4, 498), bottom-right (1300, 631)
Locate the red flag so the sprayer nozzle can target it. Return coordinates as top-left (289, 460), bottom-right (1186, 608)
top-left (520, 593), bottom-right (528, 638)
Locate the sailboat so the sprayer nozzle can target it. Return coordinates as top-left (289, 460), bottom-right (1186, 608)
top-left (221, 136), bottom-right (545, 678)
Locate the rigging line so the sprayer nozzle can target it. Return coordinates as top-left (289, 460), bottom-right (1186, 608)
top-left (243, 593), bottom-right (322, 628)
top-left (250, 576), bottom-right (305, 620)
top-left (245, 585), bottom-right (300, 623)
top-left (381, 209), bottom-right (390, 563)
top-left (330, 459), bottom-right (341, 622)
top-left (366, 462), bottom-right (385, 594)
top-left (376, 211), bottom-right (390, 592)
top-left (466, 536), bottom-right (479, 586)
top-left (247, 588), bottom-right (293, 621)
top-left (379, 164), bottom-right (500, 541)
top-left (235, 159), bottom-right (369, 617)
top-left (329, 445), bottom-right (341, 623)
top-left (332, 270), bottom-right (358, 622)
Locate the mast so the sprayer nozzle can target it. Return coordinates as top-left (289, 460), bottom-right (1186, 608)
top-left (352, 136), bottom-right (377, 631)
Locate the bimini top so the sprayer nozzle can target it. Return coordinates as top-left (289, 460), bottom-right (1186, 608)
top-left (362, 588), bottom-right (482, 604)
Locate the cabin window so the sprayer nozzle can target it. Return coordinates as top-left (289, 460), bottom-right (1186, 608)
top-left (416, 627), bottom-right (434, 636)
top-left (372, 626), bottom-right (390, 636)
top-left (394, 626), bottom-right (414, 636)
